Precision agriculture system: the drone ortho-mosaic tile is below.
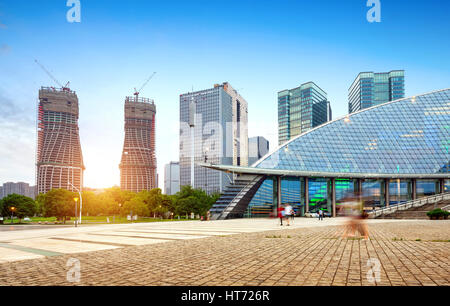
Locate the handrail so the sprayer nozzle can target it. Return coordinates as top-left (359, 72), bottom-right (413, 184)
top-left (217, 175), bottom-right (262, 219)
top-left (368, 192), bottom-right (450, 218)
top-left (441, 204), bottom-right (450, 212)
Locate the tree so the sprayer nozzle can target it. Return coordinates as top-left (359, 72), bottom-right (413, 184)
top-left (0, 194), bottom-right (37, 223)
top-left (35, 193), bottom-right (46, 216)
top-left (175, 196), bottom-right (198, 216)
top-left (172, 185), bottom-right (220, 217)
top-left (122, 196), bottom-right (149, 217)
top-left (104, 186), bottom-right (135, 206)
top-left (42, 189), bottom-right (77, 223)
top-left (144, 188), bottom-right (170, 217)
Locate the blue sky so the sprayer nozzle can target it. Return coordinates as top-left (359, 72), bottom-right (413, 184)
top-left (0, 0), bottom-right (449, 188)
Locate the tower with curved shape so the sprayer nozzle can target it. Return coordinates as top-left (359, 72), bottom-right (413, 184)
top-left (36, 87), bottom-right (84, 195)
top-left (119, 96), bottom-right (157, 192)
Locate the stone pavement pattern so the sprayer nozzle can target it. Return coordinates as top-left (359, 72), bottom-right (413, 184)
top-left (0, 220), bottom-right (448, 286)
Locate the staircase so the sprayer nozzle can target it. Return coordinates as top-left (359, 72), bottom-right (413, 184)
top-left (210, 175), bottom-right (265, 220)
top-left (370, 193), bottom-right (450, 219)
top-left (380, 200), bottom-right (450, 219)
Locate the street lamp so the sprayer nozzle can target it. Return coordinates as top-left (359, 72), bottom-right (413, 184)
top-left (10, 206), bottom-right (15, 224)
top-left (204, 147), bottom-right (209, 194)
top-left (74, 197), bottom-right (78, 227)
top-left (115, 203), bottom-right (122, 223)
top-left (68, 182), bottom-right (82, 225)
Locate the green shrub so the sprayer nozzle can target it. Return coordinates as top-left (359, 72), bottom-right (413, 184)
top-left (427, 208), bottom-right (450, 219)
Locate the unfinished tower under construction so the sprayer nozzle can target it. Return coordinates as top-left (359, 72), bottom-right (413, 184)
top-left (36, 87), bottom-right (85, 194)
top-left (119, 96), bottom-right (157, 192)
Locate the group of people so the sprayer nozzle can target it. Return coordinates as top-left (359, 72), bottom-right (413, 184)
top-left (277, 204), bottom-right (295, 226)
top-left (275, 200), bottom-right (370, 240)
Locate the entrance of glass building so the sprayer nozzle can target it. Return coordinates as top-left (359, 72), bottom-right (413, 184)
top-left (243, 176), bottom-right (448, 218)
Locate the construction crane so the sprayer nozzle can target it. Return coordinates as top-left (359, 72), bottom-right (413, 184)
top-left (134, 72), bottom-right (157, 99)
top-left (34, 59), bottom-right (71, 92)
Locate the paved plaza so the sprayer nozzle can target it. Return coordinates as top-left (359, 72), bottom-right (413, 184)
top-left (0, 218), bottom-right (448, 286)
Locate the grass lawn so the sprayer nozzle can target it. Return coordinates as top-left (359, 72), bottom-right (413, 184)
top-left (0, 216), bottom-right (195, 225)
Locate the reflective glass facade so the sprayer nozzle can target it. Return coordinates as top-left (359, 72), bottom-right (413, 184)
top-left (349, 70), bottom-right (405, 114)
top-left (244, 178), bottom-right (274, 218)
top-left (388, 179), bottom-right (412, 205)
top-left (179, 83), bottom-right (248, 194)
top-left (278, 82), bottom-right (332, 145)
top-left (416, 179), bottom-right (439, 198)
top-left (308, 178), bottom-right (332, 213)
top-left (260, 90), bottom-right (449, 175)
top-left (281, 177), bottom-right (303, 215)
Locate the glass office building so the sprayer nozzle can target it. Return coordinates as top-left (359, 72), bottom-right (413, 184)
top-left (179, 83), bottom-right (248, 194)
top-left (208, 89), bottom-right (450, 219)
top-left (248, 136), bottom-right (270, 166)
top-left (349, 70), bottom-right (405, 114)
top-left (278, 82), bottom-right (332, 145)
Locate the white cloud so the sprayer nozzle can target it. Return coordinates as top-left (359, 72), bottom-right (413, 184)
top-left (0, 92), bottom-right (35, 184)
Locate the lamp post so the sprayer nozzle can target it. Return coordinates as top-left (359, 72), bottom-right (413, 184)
top-left (118, 203), bottom-right (122, 223)
top-left (74, 197), bottom-right (78, 227)
top-left (68, 182), bottom-right (82, 225)
top-left (10, 206), bottom-right (15, 224)
top-left (204, 147), bottom-right (209, 194)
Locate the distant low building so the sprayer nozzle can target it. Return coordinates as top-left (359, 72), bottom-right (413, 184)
top-left (164, 162), bottom-right (180, 195)
top-left (0, 182), bottom-right (36, 199)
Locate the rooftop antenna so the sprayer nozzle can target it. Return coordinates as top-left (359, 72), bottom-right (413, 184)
top-left (134, 72), bottom-right (157, 99)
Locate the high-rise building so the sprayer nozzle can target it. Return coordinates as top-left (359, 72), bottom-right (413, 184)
top-left (164, 162), bottom-right (180, 195)
top-left (278, 82), bottom-right (332, 145)
top-left (248, 136), bottom-right (269, 166)
top-left (223, 83), bottom-right (249, 167)
top-left (349, 70), bottom-right (405, 114)
top-left (179, 82), bottom-right (248, 194)
top-left (36, 87), bottom-right (84, 195)
top-left (119, 96), bottom-right (157, 193)
top-left (0, 182), bottom-right (35, 199)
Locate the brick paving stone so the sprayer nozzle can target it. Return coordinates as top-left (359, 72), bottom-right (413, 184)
top-left (0, 220), bottom-right (448, 286)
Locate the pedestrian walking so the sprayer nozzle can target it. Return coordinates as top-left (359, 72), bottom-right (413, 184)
top-left (318, 209), bottom-right (324, 221)
top-left (340, 193), bottom-right (369, 240)
top-left (277, 205), bottom-right (285, 226)
top-left (284, 204), bottom-right (293, 226)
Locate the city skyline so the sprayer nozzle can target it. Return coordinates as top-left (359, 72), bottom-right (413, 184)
top-left (1, 0), bottom-right (449, 189)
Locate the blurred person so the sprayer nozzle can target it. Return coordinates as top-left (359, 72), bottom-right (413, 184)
top-left (357, 210), bottom-right (370, 240)
top-left (277, 205), bottom-right (285, 226)
top-left (284, 204), bottom-right (293, 226)
top-left (340, 193), bottom-right (370, 240)
top-left (340, 194), bottom-right (360, 238)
